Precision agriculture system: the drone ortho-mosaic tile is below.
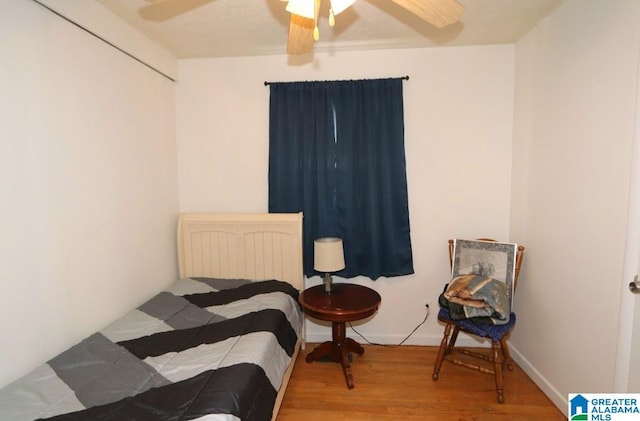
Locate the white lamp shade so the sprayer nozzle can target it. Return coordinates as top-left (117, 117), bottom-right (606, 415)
top-left (330, 0), bottom-right (356, 15)
top-left (285, 0), bottom-right (315, 18)
top-left (314, 237), bottom-right (345, 273)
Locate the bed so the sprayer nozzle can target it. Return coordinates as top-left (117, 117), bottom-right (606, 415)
top-left (0, 213), bottom-right (304, 421)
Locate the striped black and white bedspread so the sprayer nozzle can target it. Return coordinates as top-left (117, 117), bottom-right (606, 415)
top-left (0, 278), bottom-right (302, 421)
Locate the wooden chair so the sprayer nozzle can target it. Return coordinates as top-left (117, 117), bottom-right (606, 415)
top-left (432, 239), bottom-right (525, 403)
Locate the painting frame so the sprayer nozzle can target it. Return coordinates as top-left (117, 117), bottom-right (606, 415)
top-left (451, 239), bottom-right (518, 307)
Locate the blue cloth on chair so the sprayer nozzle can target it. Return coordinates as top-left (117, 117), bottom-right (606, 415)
top-left (438, 308), bottom-right (517, 342)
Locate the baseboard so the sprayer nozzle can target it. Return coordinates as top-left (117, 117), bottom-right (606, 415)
top-left (510, 344), bottom-right (567, 416)
top-left (303, 332), bottom-right (491, 347)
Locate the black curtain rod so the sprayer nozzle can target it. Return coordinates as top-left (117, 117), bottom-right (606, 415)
top-left (264, 75), bottom-right (410, 86)
top-left (31, 0), bottom-right (176, 82)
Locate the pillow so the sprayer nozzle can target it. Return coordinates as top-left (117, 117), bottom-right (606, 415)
top-left (189, 277), bottom-right (254, 290)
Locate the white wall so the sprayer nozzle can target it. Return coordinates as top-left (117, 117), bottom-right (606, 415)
top-left (37, 0), bottom-right (178, 81)
top-left (0, 0), bottom-right (179, 388)
top-left (510, 0), bottom-right (640, 411)
top-left (176, 46), bottom-right (516, 345)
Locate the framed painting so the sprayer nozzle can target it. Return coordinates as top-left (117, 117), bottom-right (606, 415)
top-left (451, 239), bottom-right (518, 301)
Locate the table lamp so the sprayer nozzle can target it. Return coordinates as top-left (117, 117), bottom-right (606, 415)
top-left (314, 237), bottom-right (345, 294)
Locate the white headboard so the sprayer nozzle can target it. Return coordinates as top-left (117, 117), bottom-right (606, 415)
top-left (177, 213), bottom-right (304, 291)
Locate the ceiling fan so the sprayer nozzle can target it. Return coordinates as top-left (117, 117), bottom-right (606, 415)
top-left (144, 0), bottom-right (465, 55)
top-left (283, 0), bottom-right (464, 54)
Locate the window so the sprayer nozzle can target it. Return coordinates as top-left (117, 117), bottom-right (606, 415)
top-left (268, 78), bottom-right (413, 280)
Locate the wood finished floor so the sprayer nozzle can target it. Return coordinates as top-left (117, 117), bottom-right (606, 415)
top-left (277, 344), bottom-right (565, 421)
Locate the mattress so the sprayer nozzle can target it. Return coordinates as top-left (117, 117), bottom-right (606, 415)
top-left (0, 277), bottom-right (302, 421)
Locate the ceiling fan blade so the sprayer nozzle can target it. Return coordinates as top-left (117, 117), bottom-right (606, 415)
top-left (287, 13), bottom-right (315, 55)
top-left (392, 0), bottom-right (464, 28)
top-left (286, 0), bottom-right (321, 55)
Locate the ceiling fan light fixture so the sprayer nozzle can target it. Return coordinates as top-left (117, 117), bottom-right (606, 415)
top-left (329, 0), bottom-right (355, 27)
top-left (285, 0), bottom-right (315, 19)
top-left (329, 0), bottom-right (356, 15)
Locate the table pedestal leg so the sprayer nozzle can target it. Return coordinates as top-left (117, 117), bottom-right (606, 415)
top-left (305, 321), bottom-right (365, 389)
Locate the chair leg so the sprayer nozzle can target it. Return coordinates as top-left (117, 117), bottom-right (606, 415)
top-left (446, 325), bottom-right (460, 354)
top-left (500, 337), bottom-right (514, 371)
top-left (432, 323), bottom-right (452, 380)
top-left (492, 341), bottom-right (505, 403)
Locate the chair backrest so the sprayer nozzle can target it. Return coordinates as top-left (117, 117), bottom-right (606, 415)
top-left (448, 239), bottom-right (525, 292)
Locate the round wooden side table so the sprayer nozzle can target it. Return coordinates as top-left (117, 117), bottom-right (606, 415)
top-left (298, 283), bottom-right (381, 389)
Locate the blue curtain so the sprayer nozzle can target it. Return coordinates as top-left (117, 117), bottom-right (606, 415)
top-left (268, 78), bottom-right (413, 280)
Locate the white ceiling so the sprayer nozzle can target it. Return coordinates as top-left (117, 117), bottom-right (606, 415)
top-left (95, 0), bottom-right (566, 59)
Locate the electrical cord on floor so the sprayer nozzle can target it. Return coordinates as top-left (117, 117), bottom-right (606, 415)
top-left (347, 304), bottom-right (431, 347)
